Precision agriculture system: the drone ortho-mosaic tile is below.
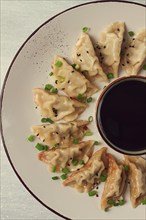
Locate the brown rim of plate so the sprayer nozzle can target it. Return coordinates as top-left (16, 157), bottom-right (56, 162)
top-left (95, 75), bottom-right (146, 156)
top-left (0, 1), bottom-right (145, 219)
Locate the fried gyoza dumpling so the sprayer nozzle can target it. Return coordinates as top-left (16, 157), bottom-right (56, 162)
top-left (124, 155), bottom-right (146, 208)
top-left (97, 22), bottom-right (125, 78)
top-left (72, 32), bottom-right (107, 81)
top-left (121, 29), bottom-right (146, 75)
top-left (63, 147), bottom-right (107, 192)
top-left (31, 120), bottom-right (89, 147)
top-left (33, 88), bottom-right (86, 122)
top-left (101, 154), bottom-right (127, 210)
top-left (38, 140), bottom-right (94, 172)
top-left (51, 55), bottom-right (98, 98)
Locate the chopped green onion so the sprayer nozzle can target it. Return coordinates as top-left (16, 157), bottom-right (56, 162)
top-left (72, 159), bottom-right (78, 166)
top-left (55, 60), bottom-right (63, 68)
top-left (43, 145), bottom-right (49, 151)
top-left (72, 64), bottom-right (80, 70)
top-left (114, 203), bottom-right (119, 206)
top-left (118, 199), bottom-right (126, 206)
top-left (52, 176), bottom-right (59, 180)
top-left (88, 191), bottom-right (97, 197)
top-left (84, 131), bottom-right (93, 136)
top-left (94, 141), bottom-right (99, 145)
top-left (100, 175), bottom-right (107, 182)
top-left (141, 199), bottom-right (146, 205)
top-left (143, 64), bottom-right (146, 70)
top-left (62, 168), bottom-right (70, 174)
top-left (70, 122), bottom-right (74, 126)
top-left (82, 27), bottom-right (89, 33)
top-left (123, 165), bottom-right (129, 172)
top-left (107, 199), bottom-right (115, 205)
top-left (79, 160), bottom-right (85, 165)
top-left (41, 118), bottom-right (54, 123)
top-left (73, 138), bottom-right (79, 144)
top-left (86, 97), bottom-right (92, 103)
top-left (103, 86), bottom-right (106, 89)
top-left (104, 208), bottom-right (108, 212)
top-left (128, 31), bottom-right (135, 37)
top-left (77, 93), bottom-right (84, 102)
top-left (51, 88), bottom-right (58, 94)
top-left (27, 135), bottom-right (35, 142)
top-left (60, 173), bottom-right (67, 180)
top-left (45, 84), bottom-right (53, 90)
top-left (88, 116), bottom-right (93, 122)
top-left (52, 166), bottom-right (56, 173)
top-left (35, 143), bottom-right (48, 151)
top-left (49, 72), bottom-right (53, 76)
top-left (58, 75), bottom-right (65, 83)
top-left (107, 73), bottom-right (114, 79)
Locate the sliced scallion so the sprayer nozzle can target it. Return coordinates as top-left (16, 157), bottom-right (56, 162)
top-left (73, 138), bottom-right (79, 144)
top-left (72, 159), bottom-right (78, 166)
top-left (86, 97), bottom-right (92, 103)
top-left (79, 160), bottom-right (85, 165)
top-left (94, 141), bottom-right (99, 145)
top-left (52, 176), bottom-right (59, 180)
top-left (41, 118), bottom-right (54, 124)
top-left (27, 135), bottom-right (35, 142)
top-left (55, 60), bottom-right (63, 68)
top-left (88, 116), bottom-right (93, 122)
top-left (123, 165), bottom-right (129, 172)
top-left (35, 143), bottom-right (48, 151)
top-left (52, 166), bottom-right (56, 173)
top-left (88, 191), bottom-right (97, 197)
top-left (82, 27), bottom-right (89, 33)
top-left (62, 168), bottom-right (70, 174)
top-left (142, 199), bottom-right (146, 205)
top-left (51, 88), bottom-right (58, 94)
top-left (60, 173), bottom-right (67, 180)
top-left (100, 174), bottom-right (107, 182)
top-left (84, 131), bottom-right (93, 136)
top-left (143, 64), bottom-right (146, 70)
top-left (49, 72), bottom-right (53, 76)
top-left (59, 75), bottom-right (65, 83)
top-left (128, 31), bottom-right (135, 37)
top-left (107, 73), bottom-right (114, 79)
top-left (45, 84), bottom-right (53, 90)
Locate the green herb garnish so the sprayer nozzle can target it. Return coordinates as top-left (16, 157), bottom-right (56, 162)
top-left (107, 199), bottom-right (115, 205)
top-left (52, 143), bottom-right (60, 149)
top-left (51, 88), bottom-right (58, 94)
top-left (45, 84), bottom-right (53, 90)
top-left (94, 141), bottom-right (99, 145)
top-left (118, 199), bottom-right (126, 206)
top-left (142, 199), bottom-right (146, 205)
top-left (100, 175), bottom-right (107, 182)
top-left (88, 116), bottom-right (93, 122)
top-left (73, 138), bottom-right (79, 144)
top-left (62, 168), bottom-right (70, 174)
top-left (52, 176), bottom-right (59, 180)
top-left (49, 72), bottom-right (53, 76)
top-left (143, 64), bottom-right (146, 70)
top-left (84, 131), bottom-right (93, 136)
top-left (41, 118), bottom-right (54, 123)
top-left (77, 93), bottom-right (84, 102)
top-left (82, 27), bottom-right (89, 33)
top-left (52, 166), bottom-right (56, 173)
top-left (55, 60), bottom-right (63, 68)
top-left (123, 165), bottom-right (129, 172)
top-left (72, 159), bottom-right (79, 166)
top-left (107, 73), bottom-right (114, 79)
top-left (128, 31), bottom-right (135, 37)
top-left (88, 191), bottom-right (97, 197)
top-left (59, 75), bottom-right (65, 83)
top-left (27, 135), bottom-right (35, 142)
top-left (35, 143), bottom-right (48, 151)
top-left (60, 173), bottom-right (67, 180)
top-left (79, 160), bottom-right (85, 165)
top-left (86, 97), bottom-right (92, 103)
top-left (72, 64), bottom-right (80, 70)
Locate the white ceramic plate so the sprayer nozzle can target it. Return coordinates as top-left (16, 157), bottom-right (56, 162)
top-left (1, 1), bottom-right (146, 219)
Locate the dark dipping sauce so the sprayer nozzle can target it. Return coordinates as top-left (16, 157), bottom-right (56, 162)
top-left (98, 78), bottom-right (146, 153)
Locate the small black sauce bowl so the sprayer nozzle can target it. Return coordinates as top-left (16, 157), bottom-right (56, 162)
top-left (96, 75), bottom-right (146, 156)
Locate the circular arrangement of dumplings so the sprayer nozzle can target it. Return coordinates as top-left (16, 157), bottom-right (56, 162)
top-left (31, 22), bottom-right (146, 211)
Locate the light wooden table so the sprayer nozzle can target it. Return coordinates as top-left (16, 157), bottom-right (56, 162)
top-left (1, 0), bottom-right (145, 219)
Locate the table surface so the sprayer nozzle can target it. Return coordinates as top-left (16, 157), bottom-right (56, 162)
top-left (1, 0), bottom-right (145, 219)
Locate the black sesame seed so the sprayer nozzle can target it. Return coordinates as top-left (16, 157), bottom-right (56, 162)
top-left (80, 59), bottom-right (82, 62)
top-left (35, 106), bottom-right (38, 109)
top-left (127, 61), bottom-right (130, 64)
top-left (127, 53), bottom-right (129, 56)
top-left (132, 46), bottom-right (135, 48)
top-left (56, 132), bottom-right (59, 134)
top-left (72, 70), bottom-right (75, 73)
top-left (103, 46), bottom-right (106, 48)
top-left (96, 194), bottom-right (99, 197)
top-left (62, 88), bottom-right (65, 90)
top-left (77, 53), bottom-right (81, 56)
top-left (99, 53), bottom-right (102, 56)
top-left (117, 28), bottom-right (120, 31)
top-left (122, 64), bottom-right (125, 66)
top-left (86, 51), bottom-right (89, 53)
top-left (43, 126), bottom-right (46, 128)
top-left (55, 80), bottom-right (58, 84)
top-left (77, 169), bottom-right (80, 171)
top-left (132, 38), bottom-right (135, 40)
top-left (68, 80), bottom-right (70, 83)
top-left (36, 133), bottom-right (39, 136)
top-left (43, 139), bottom-right (45, 142)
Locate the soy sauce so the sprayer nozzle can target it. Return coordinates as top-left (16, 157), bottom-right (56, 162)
top-left (99, 79), bottom-right (146, 152)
